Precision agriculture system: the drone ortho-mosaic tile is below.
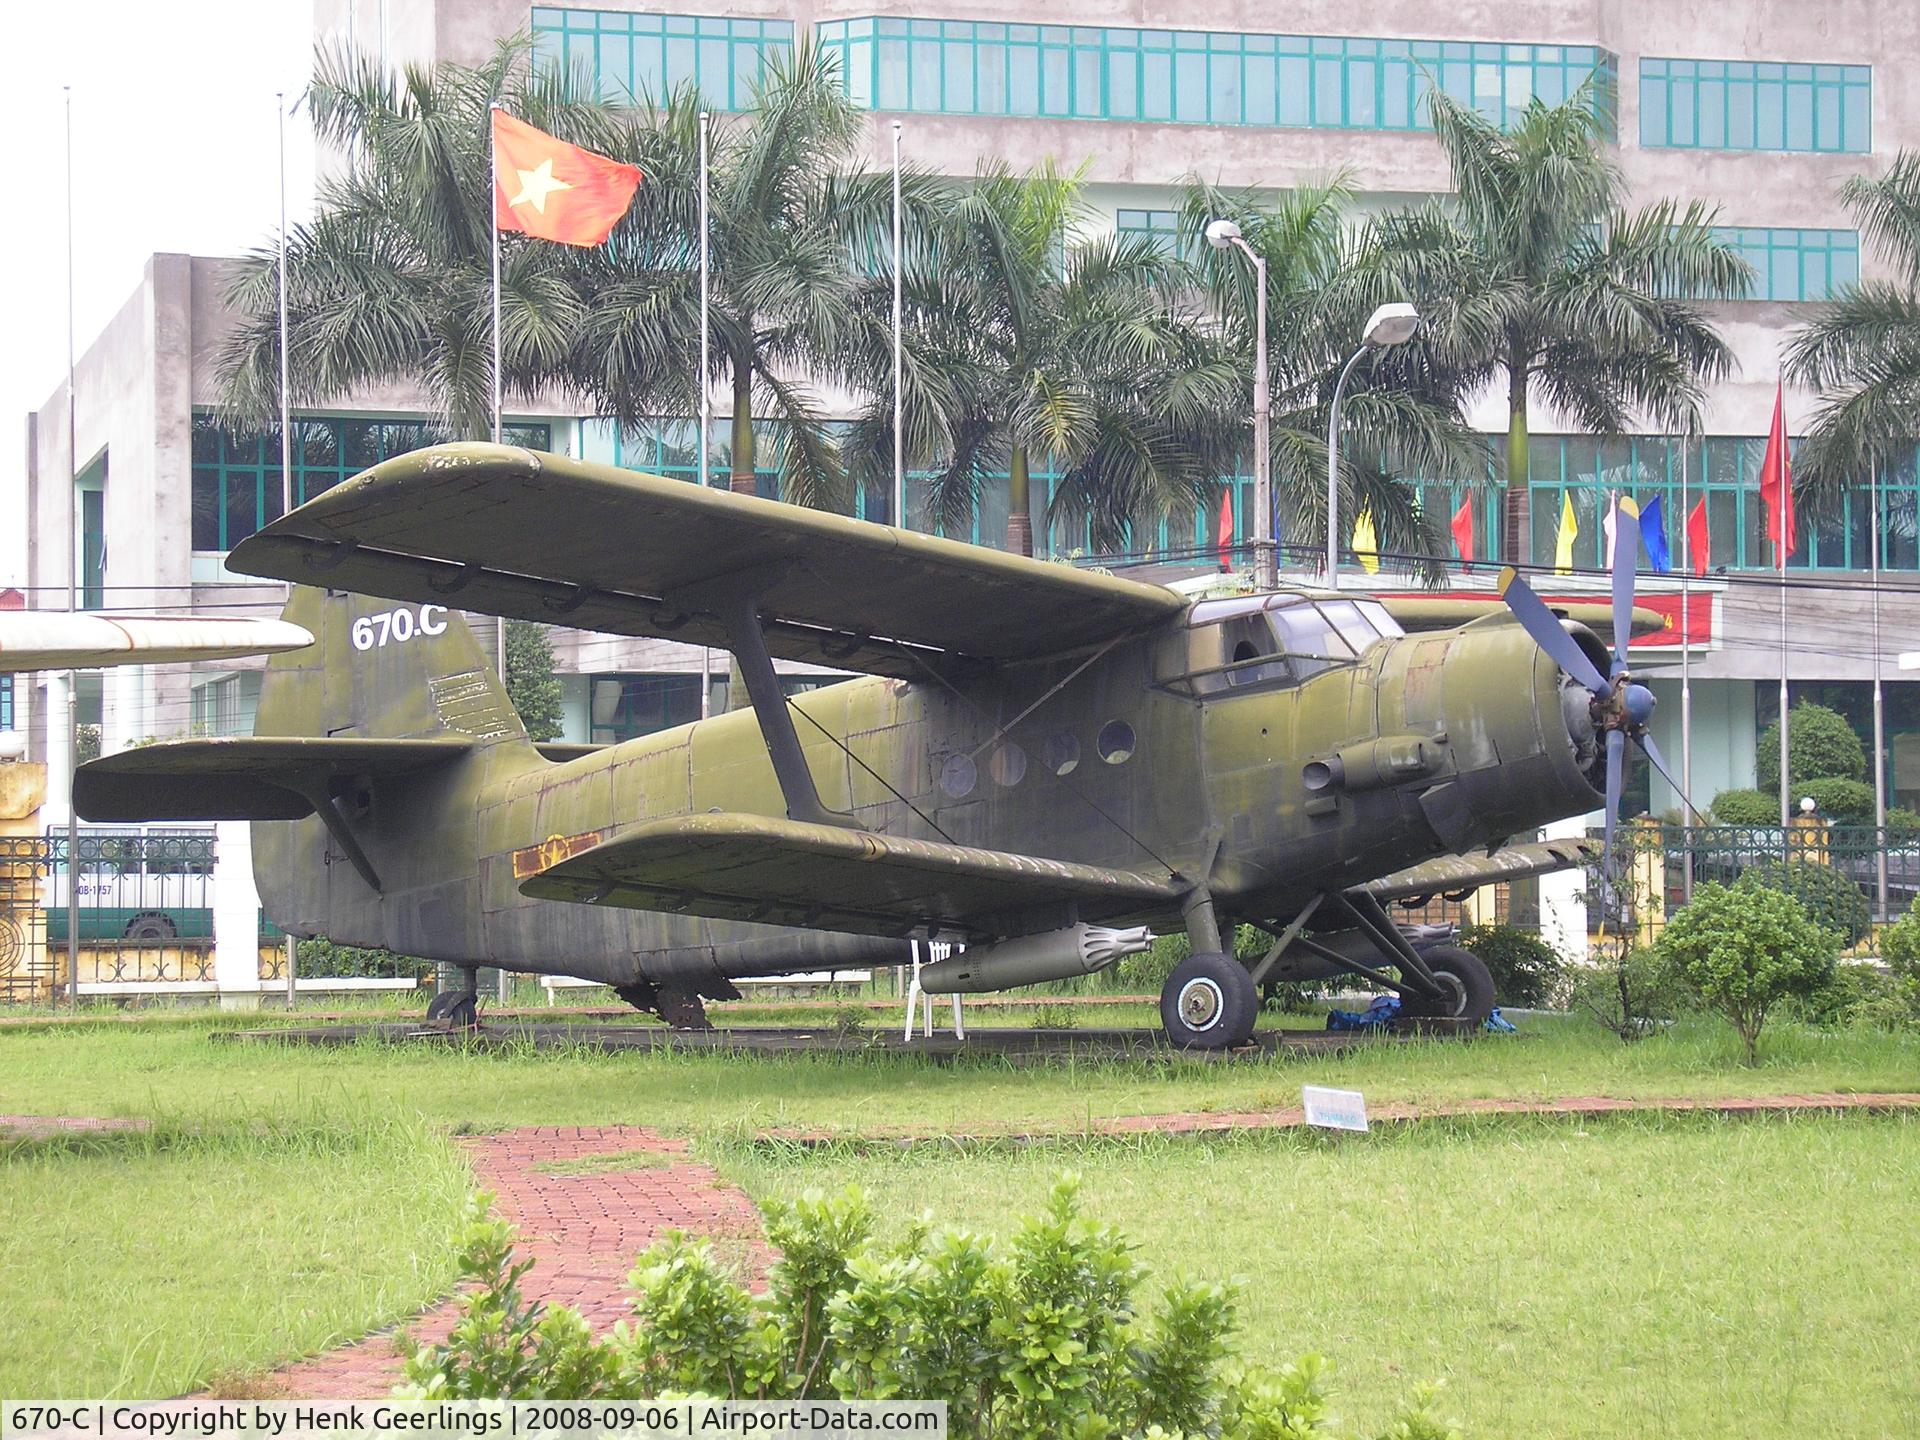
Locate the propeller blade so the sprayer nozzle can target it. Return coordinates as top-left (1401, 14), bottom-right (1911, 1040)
top-left (1636, 732), bottom-right (1703, 822)
top-left (1610, 499), bottom-right (1641, 671)
top-left (1602, 727), bottom-right (1627, 875)
top-left (1496, 567), bottom-right (1610, 694)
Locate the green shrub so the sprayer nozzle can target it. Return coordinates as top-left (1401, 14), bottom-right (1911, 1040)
top-left (1571, 945), bottom-right (1686, 1041)
top-left (1799, 777), bottom-right (1876, 824)
top-left (1783, 962), bottom-right (1918, 1030)
top-left (1755, 701), bottom-right (1866, 786)
top-left (1117, 932), bottom-right (1189, 991)
top-left (1740, 860), bottom-right (1871, 945)
top-left (1655, 879), bottom-right (1838, 1061)
top-left (296, 937), bottom-right (435, 979)
top-left (1886, 807), bottom-right (1920, 840)
top-left (402, 1186), bottom-right (1458, 1439)
top-left (1710, 788), bottom-right (1778, 825)
top-left (1879, 896), bottom-right (1920, 979)
top-left (1456, 923), bottom-right (1565, 1007)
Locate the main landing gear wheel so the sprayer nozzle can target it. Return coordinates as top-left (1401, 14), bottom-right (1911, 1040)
top-left (1160, 951), bottom-right (1259, 1049)
top-left (425, 990), bottom-right (479, 1029)
top-left (1398, 944), bottom-right (1494, 1026)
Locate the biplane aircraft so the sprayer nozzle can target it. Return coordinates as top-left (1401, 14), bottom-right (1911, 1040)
top-left (75, 444), bottom-right (1674, 1045)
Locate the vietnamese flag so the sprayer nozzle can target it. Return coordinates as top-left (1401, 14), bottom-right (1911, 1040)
top-left (1759, 380), bottom-right (1797, 563)
top-left (1215, 487), bottom-right (1235, 569)
top-left (1687, 497), bottom-right (1710, 576)
top-left (1450, 496), bottom-right (1474, 563)
top-left (492, 109), bottom-right (642, 247)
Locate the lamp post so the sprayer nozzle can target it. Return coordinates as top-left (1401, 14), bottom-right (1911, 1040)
top-left (1323, 302), bottom-right (1420, 586)
top-left (1204, 220), bottom-right (1273, 588)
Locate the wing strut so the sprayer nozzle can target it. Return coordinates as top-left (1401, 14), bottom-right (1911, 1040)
top-left (698, 581), bottom-right (856, 830)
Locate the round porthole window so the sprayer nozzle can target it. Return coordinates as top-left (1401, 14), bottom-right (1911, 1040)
top-left (939, 751), bottom-right (978, 799)
top-left (989, 744), bottom-right (1027, 788)
top-left (1045, 732), bottom-right (1080, 776)
top-left (1097, 720), bottom-right (1136, 765)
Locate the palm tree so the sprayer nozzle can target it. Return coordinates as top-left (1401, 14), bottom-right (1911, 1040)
top-left (1361, 82), bottom-right (1751, 562)
top-left (1785, 152), bottom-right (1920, 507)
top-left (562, 42), bottom-right (945, 509)
top-left (846, 164), bottom-right (1242, 555)
top-left (1176, 176), bottom-right (1489, 571)
top-left (217, 36), bottom-right (630, 440)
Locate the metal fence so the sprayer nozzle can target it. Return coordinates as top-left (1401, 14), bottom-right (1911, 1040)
top-left (1596, 821), bottom-right (1916, 944)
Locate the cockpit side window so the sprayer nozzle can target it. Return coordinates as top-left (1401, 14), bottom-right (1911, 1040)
top-left (1269, 602), bottom-right (1356, 682)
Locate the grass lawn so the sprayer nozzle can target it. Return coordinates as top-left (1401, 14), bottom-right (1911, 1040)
top-left (0, 1112), bottom-right (471, 1398)
top-left (1, 1012), bottom-right (1914, 1139)
top-left (721, 1111), bottom-right (1920, 1440)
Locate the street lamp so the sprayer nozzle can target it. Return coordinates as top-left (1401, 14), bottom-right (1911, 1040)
top-left (1325, 302), bottom-right (1420, 586)
top-left (1205, 219), bottom-right (1274, 589)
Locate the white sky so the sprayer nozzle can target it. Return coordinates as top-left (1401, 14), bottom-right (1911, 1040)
top-left (0, 0), bottom-right (317, 593)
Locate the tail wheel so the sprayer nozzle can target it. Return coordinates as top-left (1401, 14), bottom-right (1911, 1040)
top-left (425, 990), bottom-right (479, 1028)
top-left (1399, 944), bottom-right (1495, 1025)
top-left (1160, 951), bottom-right (1258, 1049)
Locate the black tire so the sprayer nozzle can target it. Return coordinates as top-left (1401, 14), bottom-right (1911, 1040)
top-left (1400, 944), bottom-right (1495, 1024)
top-left (1160, 951), bottom-right (1259, 1049)
top-left (123, 911), bottom-right (178, 942)
top-left (425, 990), bottom-right (477, 1026)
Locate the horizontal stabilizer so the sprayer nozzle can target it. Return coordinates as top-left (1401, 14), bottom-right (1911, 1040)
top-left (515, 812), bottom-right (1186, 938)
top-left (1360, 837), bottom-right (1598, 904)
top-left (74, 736), bottom-right (473, 821)
top-left (229, 444), bottom-right (1186, 677)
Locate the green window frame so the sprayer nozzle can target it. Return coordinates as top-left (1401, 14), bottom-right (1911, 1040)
top-left (1115, 207), bottom-right (1186, 259)
top-left (1, 674), bottom-right (13, 733)
top-left (190, 414), bottom-right (552, 552)
top-left (1713, 227), bottom-right (1859, 301)
top-left (1640, 58), bottom-right (1870, 153)
top-left (1519, 433), bottom-right (1917, 573)
top-left (818, 19), bottom-right (1613, 135)
top-left (531, 8), bottom-right (793, 110)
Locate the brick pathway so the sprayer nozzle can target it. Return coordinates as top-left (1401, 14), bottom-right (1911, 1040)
top-left (763, 1090), bottom-right (1920, 1145)
top-left (263, 1126), bottom-right (767, 1398)
top-left (0, 1114), bottom-right (147, 1139)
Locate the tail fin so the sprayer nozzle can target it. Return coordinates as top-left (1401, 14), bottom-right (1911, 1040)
top-left (256, 586), bottom-right (529, 748)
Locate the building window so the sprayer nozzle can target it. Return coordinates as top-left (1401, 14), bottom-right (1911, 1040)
top-left (190, 673), bottom-right (261, 738)
top-left (1640, 58), bottom-right (1870, 153)
top-left (0, 675), bottom-right (13, 732)
top-left (588, 673), bottom-right (704, 743)
top-left (1516, 433), bottom-right (1920, 573)
top-left (1115, 208), bottom-right (1186, 259)
top-left (531, 8), bottom-right (794, 110)
top-left (190, 414), bottom-right (552, 552)
top-left (819, 20), bottom-right (1614, 135)
top-left (1713, 227), bottom-right (1859, 301)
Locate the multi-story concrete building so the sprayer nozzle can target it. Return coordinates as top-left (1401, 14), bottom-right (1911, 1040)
top-left (19, 0), bottom-right (1920, 827)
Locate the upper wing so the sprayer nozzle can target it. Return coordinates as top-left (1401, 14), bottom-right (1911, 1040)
top-left (514, 812), bottom-right (1186, 938)
top-left (229, 444), bottom-right (1188, 678)
top-left (0, 614), bottom-right (312, 672)
top-left (1360, 836), bottom-right (1597, 903)
top-left (74, 736), bottom-right (473, 821)
top-left (1381, 596), bottom-right (1666, 638)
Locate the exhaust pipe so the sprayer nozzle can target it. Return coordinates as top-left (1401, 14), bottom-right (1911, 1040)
top-left (917, 923), bottom-right (1155, 994)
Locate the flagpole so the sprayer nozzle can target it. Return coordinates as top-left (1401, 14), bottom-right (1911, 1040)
top-left (1871, 456), bottom-right (1888, 918)
top-left (278, 89), bottom-right (299, 1008)
top-left (488, 105), bottom-right (510, 688)
top-left (1679, 435), bottom-right (1695, 881)
top-left (63, 84), bottom-right (80, 1013)
top-left (891, 120), bottom-right (904, 532)
top-left (1777, 412), bottom-right (1790, 831)
top-left (698, 109), bottom-right (712, 719)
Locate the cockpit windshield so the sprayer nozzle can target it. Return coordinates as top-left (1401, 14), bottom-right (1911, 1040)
top-left (1165, 593), bottom-right (1404, 695)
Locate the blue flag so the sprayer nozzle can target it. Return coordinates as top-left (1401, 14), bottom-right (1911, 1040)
top-left (1642, 494), bottom-right (1672, 573)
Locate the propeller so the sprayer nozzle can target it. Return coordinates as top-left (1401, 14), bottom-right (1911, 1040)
top-left (1497, 497), bottom-right (1703, 874)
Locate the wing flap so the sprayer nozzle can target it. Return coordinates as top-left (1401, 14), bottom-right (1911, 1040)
top-left (74, 736), bottom-right (474, 821)
top-left (1360, 837), bottom-right (1598, 904)
top-left (228, 444), bottom-right (1186, 678)
top-left (515, 812), bottom-right (1185, 938)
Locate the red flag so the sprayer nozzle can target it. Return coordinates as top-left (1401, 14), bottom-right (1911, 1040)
top-left (1215, 487), bottom-right (1235, 569)
top-left (1449, 497), bottom-right (1475, 562)
top-left (1759, 381), bottom-right (1796, 562)
top-left (492, 109), bottom-right (642, 247)
top-left (1687, 497), bottom-right (1710, 577)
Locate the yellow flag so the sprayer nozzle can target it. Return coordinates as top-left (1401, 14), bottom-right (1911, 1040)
top-left (1553, 492), bottom-right (1579, 575)
top-left (1353, 506), bottom-right (1380, 575)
